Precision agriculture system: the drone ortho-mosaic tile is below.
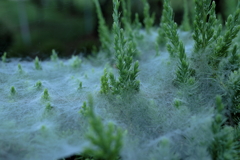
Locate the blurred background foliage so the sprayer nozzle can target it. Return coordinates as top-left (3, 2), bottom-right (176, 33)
top-left (0, 0), bottom-right (237, 59)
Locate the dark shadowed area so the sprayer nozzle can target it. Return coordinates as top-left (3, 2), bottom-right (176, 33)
top-left (0, 0), bottom-right (234, 59)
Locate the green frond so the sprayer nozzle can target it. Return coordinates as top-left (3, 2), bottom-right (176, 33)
top-left (162, 0), bottom-right (180, 57)
top-left (35, 81), bottom-right (42, 89)
top-left (121, 0), bottom-right (132, 32)
top-left (71, 56), bottom-right (82, 68)
top-left (82, 95), bottom-right (123, 160)
top-left (34, 56), bottom-right (42, 70)
top-left (210, 7), bottom-right (240, 68)
top-left (161, 0), bottom-right (195, 86)
top-left (226, 68), bottom-right (240, 125)
top-left (133, 13), bottom-right (142, 31)
top-left (142, 0), bottom-right (155, 34)
top-left (10, 86), bottom-right (16, 96)
top-left (208, 96), bottom-right (238, 160)
top-left (100, 0), bottom-right (140, 95)
top-left (100, 68), bottom-right (110, 94)
top-left (18, 64), bottom-right (23, 74)
top-left (193, 0), bottom-right (221, 52)
top-left (228, 45), bottom-right (240, 72)
top-left (93, 0), bottom-right (111, 54)
top-left (180, 0), bottom-right (191, 31)
top-left (42, 88), bottom-right (50, 100)
top-left (1, 52), bottom-right (7, 63)
top-left (51, 49), bottom-right (58, 62)
top-left (175, 56), bottom-right (194, 85)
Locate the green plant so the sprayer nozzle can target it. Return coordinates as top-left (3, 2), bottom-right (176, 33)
top-left (10, 86), bottom-right (16, 96)
top-left (208, 96), bottom-right (238, 160)
top-left (35, 81), bottom-right (42, 89)
top-left (1, 52), bottom-right (7, 62)
top-left (81, 95), bottom-right (123, 160)
top-left (71, 56), bottom-right (82, 68)
top-left (1, 0), bottom-right (240, 160)
top-left (93, 0), bottom-right (111, 55)
top-left (161, 0), bottom-right (194, 85)
top-left (51, 49), bottom-right (59, 62)
top-left (121, 0), bottom-right (131, 32)
top-left (180, 0), bottom-right (191, 31)
top-left (35, 56), bottom-right (42, 70)
top-left (99, 0), bottom-right (140, 95)
top-left (18, 64), bottom-right (23, 74)
top-left (142, 0), bottom-right (155, 33)
top-left (42, 88), bottom-right (50, 100)
top-left (210, 7), bottom-right (240, 68)
top-left (192, 0), bottom-right (221, 53)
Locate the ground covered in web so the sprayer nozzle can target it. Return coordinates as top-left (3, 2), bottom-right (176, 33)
top-left (0, 30), bottom-right (218, 160)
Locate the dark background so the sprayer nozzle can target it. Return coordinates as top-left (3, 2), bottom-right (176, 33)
top-left (0, 0), bottom-right (237, 59)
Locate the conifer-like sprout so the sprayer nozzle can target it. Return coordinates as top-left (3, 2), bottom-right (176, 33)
top-left (175, 42), bottom-right (195, 85)
top-left (42, 88), bottom-right (50, 100)
top-left (133, 13), bottom-right (142, 31)
top-left (100, 0), bottom-right (140, 94)
top-left (18, 64), bottom-right (23, 74)
top-left (100, 68), bottom-right (110, 94)
top-left (193, 0), bottom-right (221, 52)
top-left (180, 0), bottom-right (191, 31)
top-left (142, 0), bottom-right (155, 34)
top-left (78, 81), bottom-right (83, 90)
top-left (157, 1), bottom-right (168, 47)
top-left (51, 49), bottom-right (58, 62)
top-left (121, 0), bottom-right (131, 32)
top-left (92, 0), bottom-right (111, 55)
top-left (45, 102), bottom-right (53, 111)
top-left (161, 0), bottom-right (182, 58)
top-left (226, 68), bottom-right (240, 125)
top-left (34, 56), bottom-right (42, 70)
top-left (210, 5), bottom-right (240, 68)
top-left (82, 95), bottom-right (123, 160)
top-left (162, 0), bottom-right (194, 85)
top-left (79, 101), bottom-right (88, 116)
top-left (227, 45), bottom-right (240, 72)
top-left (208, 96), bottom-right (238, 160)
top-left (1, 52), bottom-right (7, 63)
top-left (10, 86), bottom-right (16, 96)
top-left (71, 56), bottom-right (82, 68)
top-left (35, 81), bottom-right (42, 89)
top-left (120, 0), bottom-right (140, 57)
